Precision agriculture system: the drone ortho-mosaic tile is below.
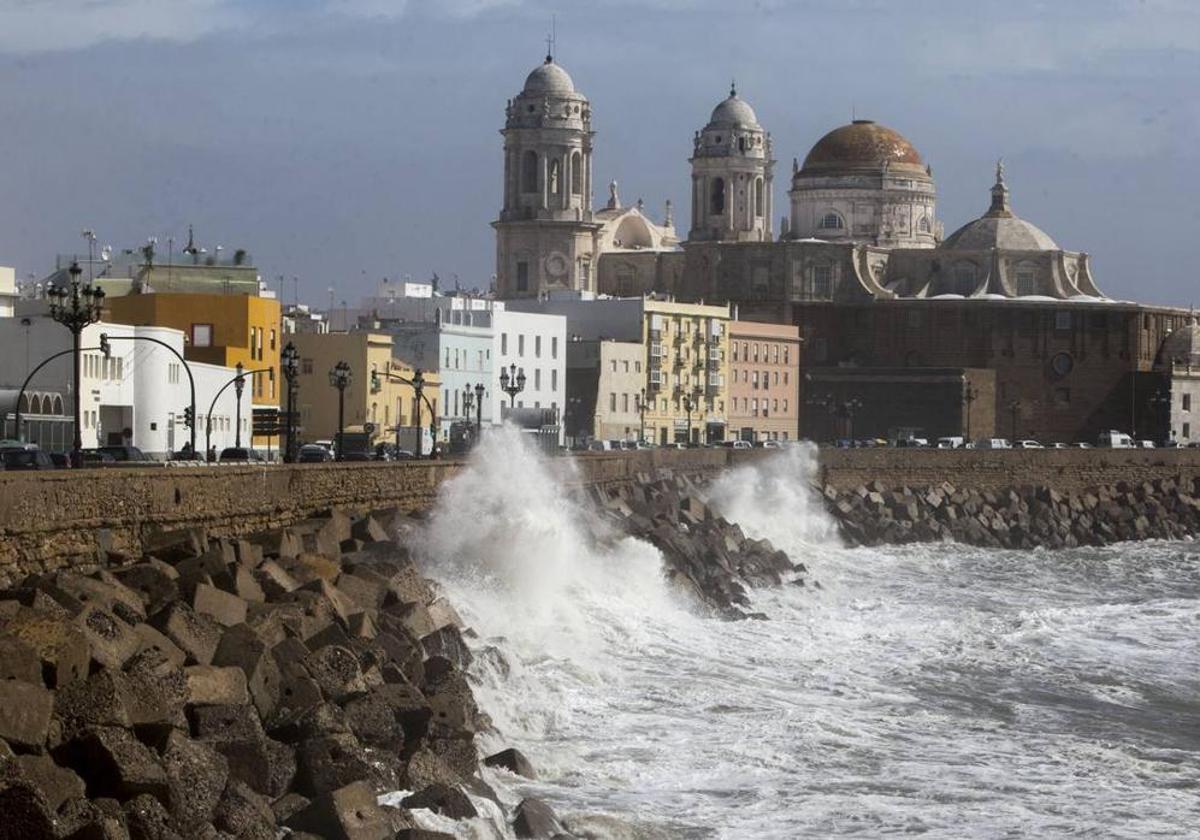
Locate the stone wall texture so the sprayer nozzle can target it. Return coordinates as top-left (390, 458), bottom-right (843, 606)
top-left (3, 447), bottom-right (1200, 584)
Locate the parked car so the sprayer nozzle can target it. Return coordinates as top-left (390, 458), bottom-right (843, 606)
top-left (218, 447), bottom-right (265, 463)
top-left (587, 440), bottom-right (615, 452)
top-left (1014, 440), bottom-right (1044, 449)
top-left (1097, 430), bottom-right (1134, 448)
top-left (1, 447), bottom-right (57, 470)
top-left (1072, 442), bottom-right (1094, 449)
top-left (1136, 440), bottom-right (1157, 449)
top-left (97, 445), bottom-right (152, 462)
top-left (297, 444), bottom-right (333, 463)
top-left (975, 438), bottom-right (1012, 449)
top-left (761, 440), bottom-right (784, 449)
top-left (936, 437), bottom-right (964, 449)
top-left (79, 449), bottom-right (117, 465)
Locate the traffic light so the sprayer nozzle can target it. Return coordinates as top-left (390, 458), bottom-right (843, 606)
top-left (99, 332), bottom-right (111, 358)
top-left (182, 405), bottom-right (194, 429)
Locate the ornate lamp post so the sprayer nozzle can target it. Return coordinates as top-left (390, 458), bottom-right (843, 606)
top-left (411, 368), bottom-right (426, 459)
top-left (46, 260), bottom-right (105, 465)
top-left (329, 360), bottom-right (352, 461)
top-left (281, 342), bottom-right (300, 462)
top-left (499, 363), bottom-right (526, 412)
top-left (233, 362), bottom-right (245, 448)
top-left (461, 384), bottom-right (475, 446)
top-left (682, 393), bottom-right (694, 445)
top-left (962, 379), bottom-right (979, 441)
top-left (636, 387), bottom-right (647, 445)
top-left (474, 383), bottom-right (485, 441)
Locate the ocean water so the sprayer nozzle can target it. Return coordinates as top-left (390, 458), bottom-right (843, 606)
top-left (410, 429), bottom-right (1200, 839)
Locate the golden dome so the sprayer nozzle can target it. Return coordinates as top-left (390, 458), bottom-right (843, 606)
top-left (800, 120), bottom-right (924, 173)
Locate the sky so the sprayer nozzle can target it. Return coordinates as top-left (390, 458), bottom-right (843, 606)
top-left (0, 0), bottom-right (1197, 306)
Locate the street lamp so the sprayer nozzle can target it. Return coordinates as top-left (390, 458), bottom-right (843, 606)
top-left (46, 260), bottom-right (105, 464)
top-left (636, 387), bottom-right (647, 444)
top-left (474, 383), bottom-right (485, 441)
top-left (499, 363), bottom-right (526, 412)
top-left (682, 393), bottom-right (694, 446)
top-left (233, 362), bottom-right (245, 448)
top-left (963, 380), bottom-right (979, 441)
top-left (329, 360), bottom-right (352, 461)
top-left (461, 384), bottom-right (475, 446)
top-left (411, 368), bottom-right (426, 459)
top-left (281, 342), bottom-right (300, 462)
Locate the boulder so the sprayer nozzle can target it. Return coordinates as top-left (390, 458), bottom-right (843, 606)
top-left (513, 797), bottom-right (565, 838)
top-left (484, 747), bottom-right (536, 779)
top-left (401, 783), bottom-right (478, 820)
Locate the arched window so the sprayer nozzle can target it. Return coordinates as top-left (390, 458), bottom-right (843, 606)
top-left (754, 177), bottom-right (764, 218)
top-left (918, 216), bottom-right (931, 233)
top-left (819, 212), bottom-right (844, 230)
top-left (521, 150), bottom-right (538, 193)
top-left (570, 151), bottom-right (581, 194)
top-left (738, 136), bottom-right (746, 152)
top-left (710, 178), bottom-right (726, 215)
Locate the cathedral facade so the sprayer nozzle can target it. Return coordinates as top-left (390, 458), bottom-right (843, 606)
top-left (493, 55), bottom-right (1197, 445)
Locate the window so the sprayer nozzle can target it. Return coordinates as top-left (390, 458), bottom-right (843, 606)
top-left (551, 336), bottom-right (558, 358)
top-left (534, 369), bottom-right (541, 389)
top-left (191, 324), bottom-right (213, 347)
top-left (522, 150), bottom-right (538, 193)
top-left (752, 371), bottom-right (759, 389)
top-left (610, 393), bottom-right (616, 412)
top-left (783, 347), bottom-right (789, 365)
top-left (1055, 311), bottom-right (1072, 331)
top-left (1184, 394), bottom-right (1192, 412)
top-left (1184, 422), bottom-right (1192, 439)
top-left (518, 335), bottom-right (525, 356)
top-left (773, 371), bottom-right (779, 385)
top-left (535, 335), bottom-right (542, 357)
top-left (918, 216), bottom-right (931, 233)
top-left (623, 360), bottom-right (630, 373)
top-left (501, 333), bottom-right (508, 354)
top-left (269, 329), bottom-right (276, 351)
top-left (516, 262), bottom-right (529, 293)
top-left (773, 345), bottom-right (780, 364)
top-left (1016, 270), bottom-right (1036, 296)
top-left (754, 177), bottom-right (764, 217)
top-left (635, 361), bottom-right (641, 373)
top-left (302, 358), bottom-right (314, 375)
top-left (812, 265), bottom-right (832, 298)
top-left (445, 347), bottom-right (451, 368)
top-left (732, 344), bottom-right (739, 362)
top-left (773, 399), bottom-right (779, 412)
top-left (819, 212), bottom-right (844, 230)
top-left (710, 178), bottom-right (726, 215)
top-left (551, 369), bottom-right (557, 391)
top-left (570, 151), bottom-right (582, 194)
top-left (783, 372), bottom-right (789, 385)
top-left (783, 399), bottom-right (788, 412)
top-left (269, 368), bottom-right (276, 400)
top-left (548, 159), bottom-right (560, 195)
top-left (622, 393), bottom-right (629, 413)
top-left (611, 360), bottom-right (618, 372)
top-left (752, 344), bottom-right (759, 362)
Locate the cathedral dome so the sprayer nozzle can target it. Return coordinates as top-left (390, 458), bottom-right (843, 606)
top-left (708, 87), bottom-right (760, 128)
top-left (801, 120), bottom-right (924, 172)
top-left (523, 58), bottom-right (575, 95)
top-left (941, 162), bottom-right (1059, 251)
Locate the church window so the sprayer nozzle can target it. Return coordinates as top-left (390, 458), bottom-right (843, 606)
top-left (918, 216), bottom-right (931, 233)
top-left (1016, 268), bottom-right (1036, 296)
top-left (754, 178), bottom-right (764, 217)
top-left (516, 261), bottom-right (529, 292)
top-left (812, 265), bottom-right (832, 298)
top-left (738, 136), bottom-right (746, 152)
top-left (1184, 394), bottom-right (1191, 412)
top-left (819, 212), bottom-right (844, 230)
top-left (710, 178), bottom-right (726, 215)
top-left (521, 151), bottom-right (538, 193)
top-left (571, 152), bottom-right (581, 194)
top-left (549, 159), bottom-right (560, 195)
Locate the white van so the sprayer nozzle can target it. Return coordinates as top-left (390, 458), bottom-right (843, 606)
top-left (975, 438), bottom-right (1012, 449)
top-left (1096, 430), bottom-right (1134, 449)
top-left (936, 436), bottom-right (964, 449)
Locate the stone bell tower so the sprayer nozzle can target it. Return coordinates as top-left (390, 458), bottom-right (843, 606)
top-left (493, 54), bottom-right (600, 298)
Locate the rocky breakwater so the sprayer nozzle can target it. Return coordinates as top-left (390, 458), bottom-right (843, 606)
top-left (824, 476), bottom-right (1200, 549)
top-left (0, 509), bottom-right (561, 840)
top-left (583, 472), bottom-right (809, 618)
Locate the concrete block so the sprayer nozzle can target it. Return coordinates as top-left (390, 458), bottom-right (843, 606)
top-left (484, 747), bottom-right (536, 779)
top-left (285, 780), bottom-right (395, 840)
top-left (304, 645), bottom-right (369, 703)
top-left (189, 705), bottom-right (271, 795)
top-left (0, 632), bottom-right (43, 683)
top-left (144, 527), bottom-right (206, 564)
top-left (212, 624), bottom-right (282, 720)
top-left (341, 692), bottom-right (404, 752)
top-left (130, 624), bottom-right (186, 670)
top-left (53, 669), bottom-right (132, 742)
top-left (13, 754), bottom-right (86, 812)
top-left (247, 528), bottom-right (302, 560)
top-left (263, 736), bottom-right (297, 799)
top-left (0, 758), bottom-right (58, 839)
top-left (184, 666), bottom-right (251, 707)
top-left (513, 797), bottom-right (564, 838)
top-left (251, 560), bottom-right (298, 600)
top-left (0, 679), bottom-right (54, 750)
top-left (401, 783), bottom-right (478, 820)
top-left (3, 607), bottom-right (91, 687)
top-left (192, 584), bottom-right (247, 629)
top-left (225, 566), bottom-right (265, 604)
top-left (150, 603), bottom-right (222, 666)
top-left (420, 626), bottom-right (473, 672)
top-left (122, 654), bottom-right (188, 733)
top-left (335, 573), bottom-right (386, 610)
top-left (212, 779), bottom-right (275, 840)
top-left (161, 730), bottom-right (228, 832)
top-left (68, 726), bottom-right (170, 803)
top-left (121, 792), bottom-right (181, 840)
top-left (76, 605), bottom-right (141, 670)
top-left (295, 734), bottom-right (376, 797)
top-left (350, 515), bottom-right (389, 544)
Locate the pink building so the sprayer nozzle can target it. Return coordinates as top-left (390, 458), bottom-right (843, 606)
top-left (728, 319), bottom-right (802, 442)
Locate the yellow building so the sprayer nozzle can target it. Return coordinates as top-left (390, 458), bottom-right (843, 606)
top-left (106, 292), bottom-right (282, 445)
top-left (642, 299), bottom-right (731, 445)
top-left (288, 332), bottom-right (440, 448)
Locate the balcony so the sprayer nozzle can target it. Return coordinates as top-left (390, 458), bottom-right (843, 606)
top-left (650, 343), bottom-right (664, 359)
top-left (708, 348), bottom-right (721, 361)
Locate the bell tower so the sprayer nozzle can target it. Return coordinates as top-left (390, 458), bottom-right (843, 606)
top-left (688, 84), bottom-right (774, 243)
top-left (493, 53), bottom-right (600, 298)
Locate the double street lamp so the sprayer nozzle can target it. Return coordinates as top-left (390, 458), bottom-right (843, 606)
top-left (233, 362), bottom-right (245, 448)
top-left (281, 342), bottom-right (300, 463)
top-left (459, 382), bottom-right (487, 446)
top-left (46, 261), bottom-right (105, 465)
top-left (499, 363), bottom-right (526, 411)
top-left (370, 366), bottom-right (436, 459)
top-left (329, 360), bottom-right (352, 461)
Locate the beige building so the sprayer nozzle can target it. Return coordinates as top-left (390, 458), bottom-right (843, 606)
top-left (728, 319), bottom-right (802, 442)
top-left (289, 332), bottom-right (440, 446)
top-left (565, 339), bottom-right (645, 443)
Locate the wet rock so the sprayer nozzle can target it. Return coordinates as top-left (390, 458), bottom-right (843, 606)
top-left (401, 782), bottom-right (478, 820)
top-left (285, 780), bottom-right (396, 840)
top-left (484, 747), bottom-right (536, 779)
top-left (513, 797), bottom-right (565, 838)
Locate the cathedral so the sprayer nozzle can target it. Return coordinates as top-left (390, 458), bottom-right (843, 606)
top-left (493, 54), bottom-right (1199, 446)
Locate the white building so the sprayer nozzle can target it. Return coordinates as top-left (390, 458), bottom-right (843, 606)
top-left (491, 308), bottom-right (566, 443)
top-left (0, 267), bottom-right (16, 318)
top-left (0, 310), bottom-right (243, 457)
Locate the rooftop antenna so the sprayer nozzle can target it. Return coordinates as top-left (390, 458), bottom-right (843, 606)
top-left (545, 15), bottom-right (556, 62)
top-left (730, 78), bottom-right (736, 97)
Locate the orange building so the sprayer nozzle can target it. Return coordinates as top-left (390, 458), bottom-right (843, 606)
top-left (728, 319), bottom-right (802, 442)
